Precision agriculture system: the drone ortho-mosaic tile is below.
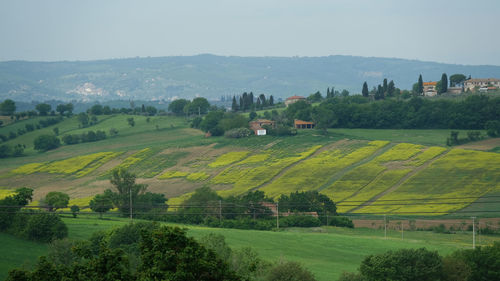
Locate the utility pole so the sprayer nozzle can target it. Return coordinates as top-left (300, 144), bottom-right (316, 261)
top-left (276, 202), bottom-right (279, 229)
top-left (219, 200), bottom-right (222, 224)
top-left (472, 217), bottom-right (476, 249)
top-left (129, 186), bottom-right (133, 221)
top-left (384, 215), bottom-right (387, 239)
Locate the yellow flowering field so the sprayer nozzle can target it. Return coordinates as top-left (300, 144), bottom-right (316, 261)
top-left (215, 145), bottom-right (322, 197)
top-left (355, 149), bottom-right (500, 214)
top-left (260, 141), bottom-right (389, 198)
top-left (0, 189), bottom-right (15, 199)
top-left (158, 171), bottom-right (210, 182)
top-left (408, 146), bottom-right (447, 166)
top-left (11, 152), bottom-right (120, 177)
top-left (158, 171), bottom-right (189, 179)
top-left (208, 151), bottom-right (250, 168)
top-left (322, 143), bottom-right (424, 203)
top-left (336, 168), bottom-right (412, 212)
top-left (111, 148), bottom-right (152, 171)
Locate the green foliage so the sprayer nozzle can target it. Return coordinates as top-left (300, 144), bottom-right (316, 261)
top-left (34, 134), bottom-right (60, 151)
top-left (449, 74), bottom-right (466, 87)
top-left (265, 260), bottom-right (316, 281)
top-left (0, 99), bottom-right (16, 115)
top-left (44, 192), bottom-right (70, 212)
top-left (362, 82), bottom-right (369, 97)
top-left (16, 212), bottom-right (68, 243)
top-left (485, 120), bottom-right (500, 137)
top-left (127, 117), bottom-right (135, 127)
top-left (35, 103), bottom-right (51, 116)
top-left (108, 168), bottom-right (147, 217)
top-left (169, 99), bottom-right (190, 115)
top-left (359, 248), bottom-right (442, 281)
top-left (70, 205), bottom-right (79, 218)
top-left (185, 97), bottom-right (210, 115)
top-left (89, 193), bottom-right (113, 218)
top-left (0, 188), bottom-right (33, 231)
top-left (137, 226), bottom-right (240, 281)
top-left (225, 127), bottom-right (252, 138)
top-left (440, 73), bottom-right (448, 94)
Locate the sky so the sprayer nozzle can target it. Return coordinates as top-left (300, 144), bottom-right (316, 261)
top-left (1, 0), bottom-right (500, 65)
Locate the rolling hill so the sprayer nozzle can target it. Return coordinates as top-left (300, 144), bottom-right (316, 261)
top-left (2, 54), bottom-right (500, 102)
top-left (1, 114), bottom-right (499, 215)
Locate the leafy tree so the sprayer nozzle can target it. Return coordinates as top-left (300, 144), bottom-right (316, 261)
top-left (127, 117), bottom-right (135, 127)
top-left (445, 242), bottom-right (500, 281)
top-left (359, 248), bottom-right (442, 281)
top-left (34, 134), bottom-right (60, 151)
top-left (137, 226), bottom-right (240, 281)
top-left (185, 97), bottom-right (210, 115)
top-left (308, 91), bottom-right (323, 102)
top-left (35, 103), bottom-right (52, 116)
top-left (485, 120), bottom-right (500, 137)
top-left (53, 127), bottom-right (59, 135)
top-left (362, 82), bottom-right (369, 97)
top-left (449, 74), bottom-right (467, 87)
top-left (278, 191), bottom-right (336, 223)
top-left (440, 73), bottom-right (448, 94)
top-left (0, 99), bottom-right (16, 115)
top-left (89, 193), bottom-right (114, 218)
top-left (70, 205), bottom-right (79, 218)
top-left (200, 110), bottom-right (224, 134)
top-left (22, 212), bottom-right (68, 242)
top-left (108, 168), bottom-right (147, 217)
top-left (179, 186), bottom-right (221, 224)
top-left (77, 112), bottom-right (89, 127)
top-left (0, 187), bottom-right (33, 230)
top-left (44, 192), bottom-right (70, 212)
top-left (265, 260), bottom-right (316, 281)
top-left (341, 89), bottom-right (350, 97)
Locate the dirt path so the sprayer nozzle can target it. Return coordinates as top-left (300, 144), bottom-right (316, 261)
top-left (347, 149), bottom-right (450, 213)
top-left (317, 143), bottom-right (395, 192)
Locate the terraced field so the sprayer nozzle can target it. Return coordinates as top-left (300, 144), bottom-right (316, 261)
top-left (1, 114), bottom-right (499, 215)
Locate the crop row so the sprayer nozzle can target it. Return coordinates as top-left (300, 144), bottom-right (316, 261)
top-left (215, 145), bottom-right (322, 197)
top-left (322, 143), bottom-right (424, 204)
top-left (356, 149), bottom-right (500, 214)
top-left (11, 152), bottom-right (120, 176)
top-left (208, 151), bottom-right (250, 168)
top-left (158, 170), bottom-right (210, 182)
top-left (260, 141), bottom-right (389, 198)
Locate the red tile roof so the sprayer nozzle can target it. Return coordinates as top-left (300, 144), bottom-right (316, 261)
top-left (286, 95), bottom-right (305, 100)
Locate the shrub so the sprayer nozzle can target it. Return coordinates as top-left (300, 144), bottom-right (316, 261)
top-left (265, 260), bottom-right (316, 281)
top-left (15, 212), bottom-right (68, 242)
top-left (328, 216), bottom-right (354, 228)
top-left (281, 215), bottom-right (322, 228)
top-left (224, 127), bottom-right (253, 138)
top-left (34, 134), bottom-right (60, 151)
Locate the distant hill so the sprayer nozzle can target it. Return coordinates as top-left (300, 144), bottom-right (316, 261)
top-left (1, 54), bottom-right (500, 102)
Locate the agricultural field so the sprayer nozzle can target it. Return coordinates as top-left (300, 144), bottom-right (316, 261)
top-left (2, 215), bottom-right (499, 281)
top-left (0, 114), bottom-right (499, 216)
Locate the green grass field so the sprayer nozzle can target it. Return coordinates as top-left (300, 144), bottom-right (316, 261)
top-left (1, 215), bottom-right (498, 281)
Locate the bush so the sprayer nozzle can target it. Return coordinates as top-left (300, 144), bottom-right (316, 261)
top-left (281, 215), bottom-right (322, 228)
top-left (224, 127), bottom-right (253, 138)
top-left (34, 134), bottom-right (60, 151)
top-left (265, 260), bottom-right (316, 281)
top-left (14, 212), bottom-right (68, 242)
top-left (328, 216), bottom-right (354, 228)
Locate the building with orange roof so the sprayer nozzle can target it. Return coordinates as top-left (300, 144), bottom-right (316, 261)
top-left (294, 119), bottom-right (315, 129)
top-left (285, 95), bottom-right (306, 106)
top-left (423, 81), bottom-right (438, 96)
top-left (249, 119), bottom-right (275, 135)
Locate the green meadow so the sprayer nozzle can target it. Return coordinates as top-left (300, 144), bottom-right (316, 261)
top-left (1, 215), bottom-right (497, 281)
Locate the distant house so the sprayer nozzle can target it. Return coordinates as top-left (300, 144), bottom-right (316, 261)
top-left (464, 78), bottom-right (500, 92)
top-left (249, 119), bottom-right (275, 135)
top-left (448, 87), bottom-right (464, 94)
top-left (285, 95), bottom-right (306, 106)
top-left (423, 82), bottom-right (438, 96)
top-left (294, 119), bottom-right (315, 129)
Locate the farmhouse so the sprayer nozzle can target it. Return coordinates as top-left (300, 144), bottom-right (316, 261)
top-left (294, 119), bottom-right (315, 129)
top-left (464, 78), bottom-right (500, 92)
top-left (285, 95), bottom-right (306, 106)
top-left (423, 82), bottom-right (438, 96)
top-left (261, 202), bottom-right (318, 218)
top-left (249, 119), bottom-right (275, 135)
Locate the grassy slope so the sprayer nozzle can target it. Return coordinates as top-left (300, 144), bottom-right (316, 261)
top-left (2, 215), bottom-right (498, 281)
top-left (1, 115), bottom-right (498, 214)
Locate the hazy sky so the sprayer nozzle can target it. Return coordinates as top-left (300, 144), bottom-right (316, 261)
top-left (1, 0), bottom-right (499, 65)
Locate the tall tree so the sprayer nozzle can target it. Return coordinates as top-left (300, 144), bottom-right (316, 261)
top-left (36, 103), bottom-right (51, 116)
top-left (383, 78), bottom-right (388, 94)
top-left (440, 73), bottom-right (448, 94)
top-left (449, 74), bottom-right (467, 87)
top-left (269, 95), bottom-right (274, 106)
top-left (417, 74), bottom-right (424, 95)
top-left (231, 96), bottom-right (238, 112)
top-left (387, 80), bottom-right (395, 97)
top-left (108, 168), bottom-right (147, 217)
top-left (0, 99), bottom-right (16, 115)
top-left (362, 82), bottom-right (369, 97)
top-left (44, 192), bottom-right (69, 212)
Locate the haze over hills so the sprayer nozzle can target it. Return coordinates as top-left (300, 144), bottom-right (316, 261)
top-left (1, 54), bottom-right (500, 102)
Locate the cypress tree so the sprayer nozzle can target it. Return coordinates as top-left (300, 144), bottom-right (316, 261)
top-left (440, 73), bottom-right (448, 94)
top-left (362, 82), bottom-right (369, 97)
top-left (417, 75), bottom-right (424, 95)
top-left (256, 98), bottom-right (261, 109)
top-left (269, 95), bottom-right (274, 106)
top-left (387, 80), bottom-right (395, 97)
top-left (231, 96), bottom-right (238, 112)
top-left (383, 78), bottom-right (388, 94)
